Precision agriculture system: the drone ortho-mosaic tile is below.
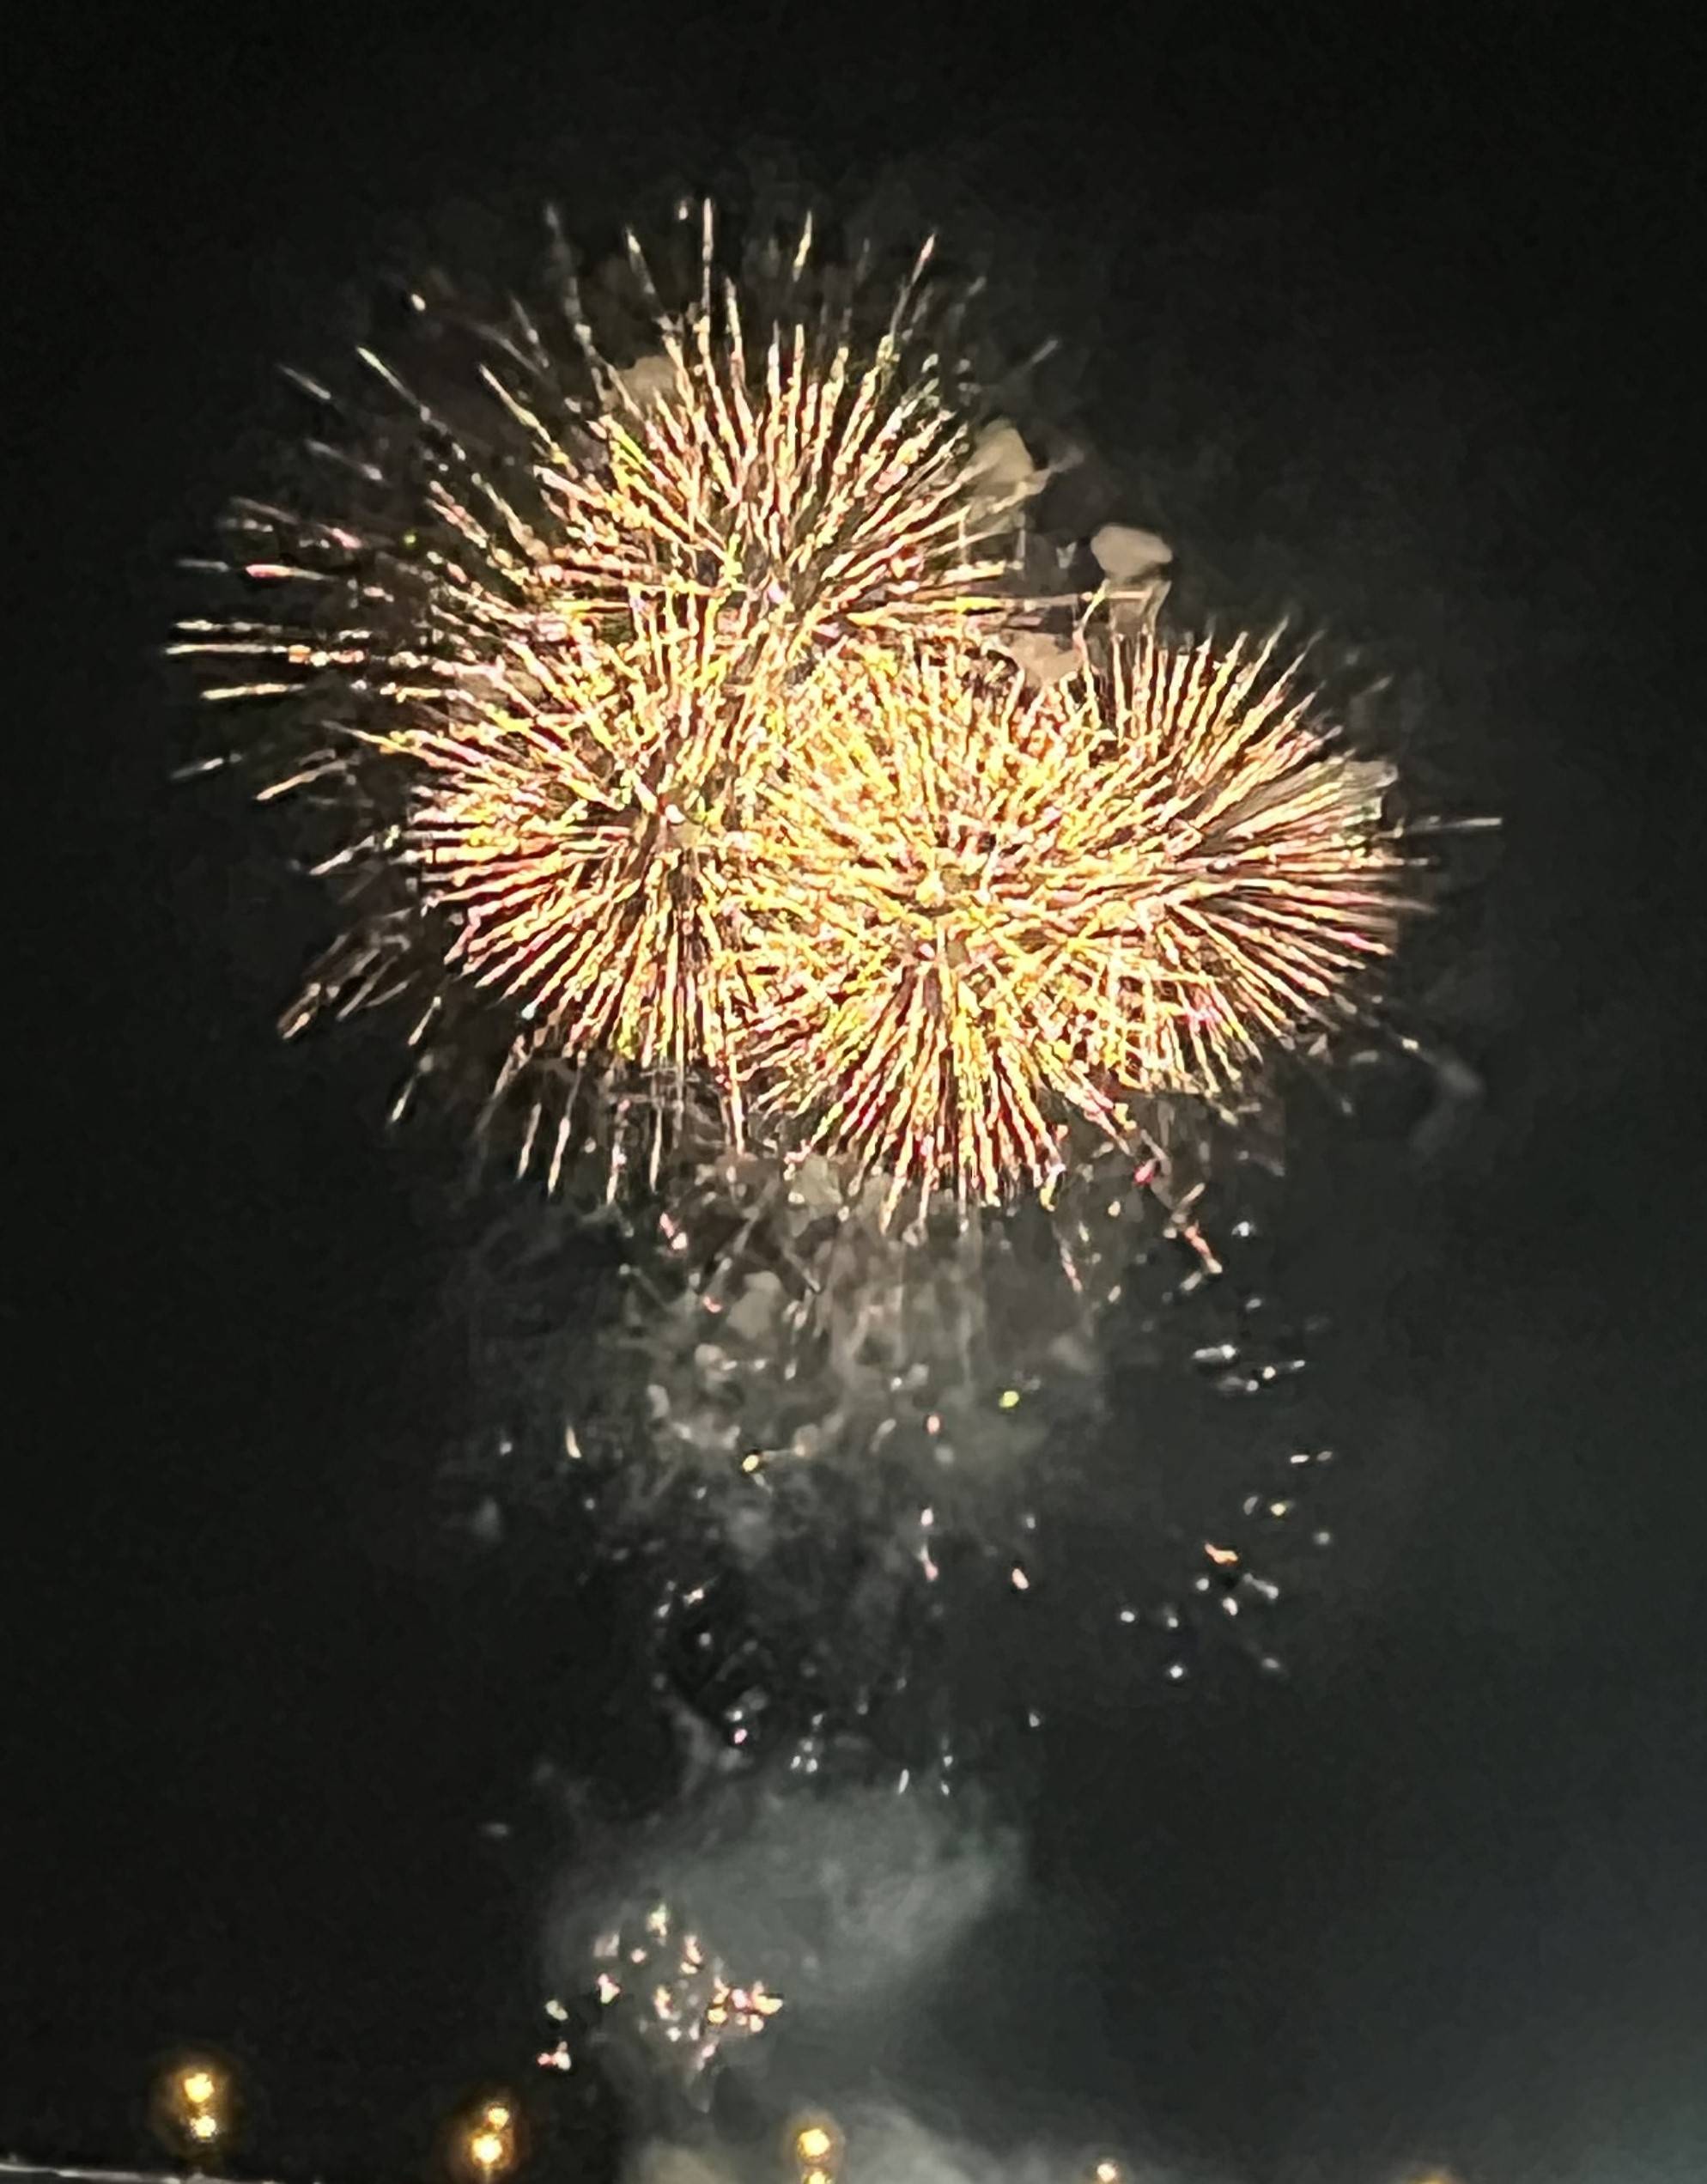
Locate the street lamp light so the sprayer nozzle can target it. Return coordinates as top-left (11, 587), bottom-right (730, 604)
top-left (786, 2113), bottom-right (842, 2184)
top-left (149, 2054), bottom-right (236, 2165)
top-left (448, 2093), bottom-right (523, 2184)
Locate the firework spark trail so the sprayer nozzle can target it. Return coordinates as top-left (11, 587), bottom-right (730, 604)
top-left (449, 1121), bottom-right (1327, 1777)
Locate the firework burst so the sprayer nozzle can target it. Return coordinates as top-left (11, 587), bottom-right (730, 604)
top-left (178, 201), bottom-right (1428, 1213)
top-left (739, 625), bottom-right (1416, 1220)
top-left (173, 201), bottom-right (1045, 1183)
top-left (511, 200), bottom-right (1039, 663)
top-left (396, 591), bottom-right (790, 1185)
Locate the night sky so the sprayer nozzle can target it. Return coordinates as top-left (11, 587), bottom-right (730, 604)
top-left (9, 9), bottom-right (1706, 2181)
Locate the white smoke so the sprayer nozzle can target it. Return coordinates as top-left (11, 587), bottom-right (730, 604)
top-left (623, 2106), bottom-right (1219, 2184)
top-left (550, 1770), bottom-right (1019, 2031)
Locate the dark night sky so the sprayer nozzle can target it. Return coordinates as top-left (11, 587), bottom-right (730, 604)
top-left (8, 8), bottom-right (1707, 2181)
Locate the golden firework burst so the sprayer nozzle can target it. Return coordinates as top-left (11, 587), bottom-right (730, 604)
top-left (174, 202), bottom-right (1045, 1184)
top-left (177, 203), bottom-right (1431, 1214)
top-left (739, 627), bottom-right (1415, 1220)
top-left (397, 590), bottom-right (793, 1185)
top-left (1090, 627), bottom-right (1411, 1091)
top-left (499, 202), bottom-right (1038, 666)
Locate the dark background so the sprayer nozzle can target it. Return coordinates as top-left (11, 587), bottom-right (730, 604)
top-left (8, 6), bottom-right (1705, 2180)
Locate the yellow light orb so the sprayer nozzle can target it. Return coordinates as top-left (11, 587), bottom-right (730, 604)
top-left (789, 2114), bottom-right (842, 2178)
top-left (152, 2056), bottom-right (237, 2163)
top-left (446, 2092), bottom-right (522, 2184)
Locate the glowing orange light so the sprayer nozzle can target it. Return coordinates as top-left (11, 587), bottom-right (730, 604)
top-left (788, 2114), bottom-right (843, 2181)
top-left (151, 2055), bottom-right (234, 2163)
top-left (450, 2088), bottom-right (521, 2183)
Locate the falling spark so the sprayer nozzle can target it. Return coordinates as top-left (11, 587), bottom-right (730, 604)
top-left (580, 1894), bottom-right (786, 2088)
